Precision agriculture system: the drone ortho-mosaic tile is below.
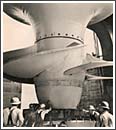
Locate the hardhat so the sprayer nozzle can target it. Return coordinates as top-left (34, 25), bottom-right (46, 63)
top-left (101, 101), bottom-right (110, 109)
top-left (89, 105), bottom-right (95, 110)
top-left (40, 103), bottom-right (46, 108)
top-left (10, 97), bottom-right (21, 105)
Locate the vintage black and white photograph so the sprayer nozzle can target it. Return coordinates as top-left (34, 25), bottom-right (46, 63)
top-left (1, 1), bottom-right (115, 128)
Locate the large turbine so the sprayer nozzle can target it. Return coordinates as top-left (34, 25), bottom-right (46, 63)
top-left (3, 3), bottom-right (113, 109)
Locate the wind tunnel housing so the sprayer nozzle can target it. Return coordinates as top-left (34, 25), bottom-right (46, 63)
top-left (3, 3), bottom-right (113, 109)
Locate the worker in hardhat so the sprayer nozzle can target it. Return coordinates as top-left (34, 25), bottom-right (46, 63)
top-left (82, 104), bottom-right (99, 127)
top-left (3, 97), bottom-right (24, 127)
top-left (86, 105), bottom-right (100, 127)
top-left (35, 102), bottom-right (52, 127)
top-left (98, 101), bottom-right (113, 127)
top-left (82, 105), bottom-right (99, 122)
top-left (88, 105), bottom-right (100, 121)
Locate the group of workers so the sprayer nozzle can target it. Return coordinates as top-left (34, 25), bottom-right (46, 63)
top-left (3, 97), bottom-right (113, 127)
top-left (83, 101), bottom-right (113, 127)
top-left (3, 97), bottom-right (52, 127)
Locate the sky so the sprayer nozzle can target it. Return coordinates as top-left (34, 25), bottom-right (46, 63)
top-left (3, 13), bottom-right (36, 52)
top-left (3, 12), bottom-right (96, 109)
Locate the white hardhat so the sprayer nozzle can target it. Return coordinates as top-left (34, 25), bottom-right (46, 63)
top-left (89, 105), bottom-right (95, 110)
top-left (40, 103), bottom-right (46, 108)
top-left (10, 97), bottom-right (21, 105)
top-left (101, 101), bottom-right (110, 109)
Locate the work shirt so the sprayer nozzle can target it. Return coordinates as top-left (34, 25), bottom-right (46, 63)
top-left (3, 106), bottom-right (24, 127)
top-left (99, 111), bottom-right (113, 127)
top-left (90, 111), bottom-right (100, 121)
top-left (39, 108), bottom-right (51, 120)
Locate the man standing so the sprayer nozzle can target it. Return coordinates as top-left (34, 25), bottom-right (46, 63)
top-left (89, 105), bottom-right (100, 121)
top-left (3, 97), bottom-right (24, 127)
top-left (82, 105), bottom-right (100, 127)
top-left (23, 103), bottom-right (40, 127)
top-left (35, 103), bottom-right (52, 127)
top-left (98, 101), bottom-right (113, 127)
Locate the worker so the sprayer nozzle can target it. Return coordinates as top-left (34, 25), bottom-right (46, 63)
top-left (35, 103), bottom-right (52, 127)
top-left (82, 105), bottom-right (100, 126)
top-left (89, 105), bottom-right (100, 121)
top-left (98, 101), bottom-right (113, 127)
top-left (23, 103), bottom-right (39, 127)
top-left (3, 97), bottom-right (24, 127)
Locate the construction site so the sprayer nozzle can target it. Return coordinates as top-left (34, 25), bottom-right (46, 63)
top-left (2, 2), bottom-right (114, 127)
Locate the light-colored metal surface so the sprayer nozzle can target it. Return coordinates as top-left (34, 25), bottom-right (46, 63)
top-left (3, 3), bottom-right (113, 83)
top-left (86, 74), bottom-right (113, 81)
top-left (36, 85), bottom-right (82, 109)
top-left (4, 45), bottom-right (84, 80)
top-left (64, 54), bottom-right (113, 75)
top-left (3, 3), bottom-right (113, 109)
top-left (4, 3), bottom-right (113, 50)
